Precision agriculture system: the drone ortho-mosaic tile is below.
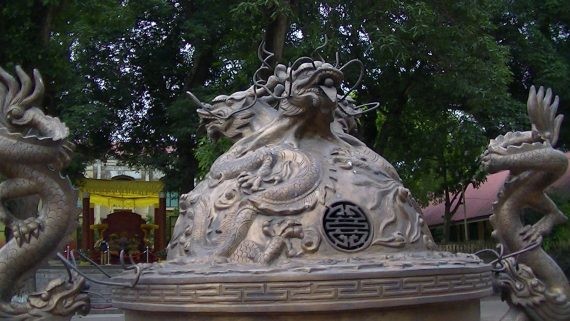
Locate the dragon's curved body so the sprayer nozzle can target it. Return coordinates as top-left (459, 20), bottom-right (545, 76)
top-left (483, 86), bottom-right (570, 321)
top-left (210, 145), bottom-right (321, 213)
top-left (0, 67), bottom-right (89, 320)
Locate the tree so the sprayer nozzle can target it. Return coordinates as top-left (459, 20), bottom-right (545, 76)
top-left (492, 0), bottom-right (570, 147)
top-left (2, 1), bottom-right (563, 231)
top-left (299, 1), bottom-right (516, 241)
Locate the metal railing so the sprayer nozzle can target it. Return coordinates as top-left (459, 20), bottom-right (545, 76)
top-left (437, 241), bottom-right (497, 254)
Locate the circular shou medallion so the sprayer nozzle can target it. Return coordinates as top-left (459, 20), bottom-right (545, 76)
top-left (323, 201), bottom-right (372, 252)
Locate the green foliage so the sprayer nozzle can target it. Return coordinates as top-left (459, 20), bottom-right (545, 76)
top-left (393, 110), bottom-right (488, 206)
top-left (0, 0), bottom-right (568, 208)
top-left (542, 196), bottom-right (570, 252)
top-left (195, 137), bottom-right (232, 180)
top-left (493, 0), bottom-right (570, 144)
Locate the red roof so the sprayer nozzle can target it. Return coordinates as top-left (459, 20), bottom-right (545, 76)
top-left (422, 171), bottom-right (508, 226)
top-left (422, 152), bottom-right (570, 226)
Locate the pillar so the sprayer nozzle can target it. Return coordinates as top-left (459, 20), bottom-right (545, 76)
top-left (154, 192), bottom-right (167, 252)
top-left (81, 192), bottom-right (91, 249)
top-left (88, 207), bottom-right (95, 249)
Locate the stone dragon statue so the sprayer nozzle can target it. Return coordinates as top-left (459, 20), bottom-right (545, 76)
top-left (482, 86), bottom-right (570, 321)
top-left (194, 87), bottom-right (279, 143)
top-left (169, 50), bottom-right (433, 264)
top-left (0, 66), bottom-right (89, 320)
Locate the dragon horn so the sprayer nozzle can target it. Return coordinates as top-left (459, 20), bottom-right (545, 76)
top-left (186, 91), bottom-right (207, 109)
top-left (257, 41), bottom-right (266, 64)
top-left (20, 69), bottom-right (45, 107)
top-left (13, 66), bottom-right (32, 104)
top-left (312, 34), bottom-right (328, 62)
top-left (0, 67), bottom-right (18, 107)
top-left (527, 85), bottom-right (538, 132)
top-left (339, 59), bottom-right (364, 101)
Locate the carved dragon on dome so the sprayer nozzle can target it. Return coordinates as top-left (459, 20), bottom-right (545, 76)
top-left (169, 47), bottom-right (433, 264)
top-left (206, 58), bottom-right (343, 262)
top-left (482, 86), bottom-right (570, 321)
top-left (0, 66), bottom-right (89, 320)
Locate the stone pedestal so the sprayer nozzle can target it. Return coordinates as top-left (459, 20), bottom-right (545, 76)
top-left (124, 300), bottom-right (480, 321)
top-left (113, 253), bottom-right (492, 321)
top-left (110, 52), bottom-right (496, 321)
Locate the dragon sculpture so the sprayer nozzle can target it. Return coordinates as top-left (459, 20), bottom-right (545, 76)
top-left (482, 86), bottom-right (570, 321)
top-left (168, 51), bottom-right (434, 264)
top-left (0, 66), bottom-right (89, 320)
top-left (191, 43), bottom-right (365, 146)
top-left (193, 75), bottom-right (365, 147)
top-left (195, 89), bottom-right (279, 143)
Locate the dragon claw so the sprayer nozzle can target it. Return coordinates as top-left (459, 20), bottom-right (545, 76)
top-left (481, 152), bottom-right (503, 173)
top-left (261, 219), bottom-right (303, 239)
top-left (238, 172), bottom-right (264, 193)
top-left (519, 224), bottom-right (544, 247)
top-left (276, 219), bottom-right (304, 239)
top-left (11, 217), bottom-right (43, 247)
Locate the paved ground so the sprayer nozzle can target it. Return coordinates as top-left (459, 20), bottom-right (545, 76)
top-left (71, 295), bottom-right (510, 321)
top-left (481, 295), bottom-right (509, 321)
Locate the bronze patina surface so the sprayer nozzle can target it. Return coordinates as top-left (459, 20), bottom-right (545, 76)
top-left (0, 67), bottom-right (89, 320)
top-left (113, 253), bottom-right (491, 314)
top-left (482, 86), bottom-right (570, 321)
top-left (112, 49), bottom-right (492, 320)
top-left (0, 44), bottom-right (566, 321)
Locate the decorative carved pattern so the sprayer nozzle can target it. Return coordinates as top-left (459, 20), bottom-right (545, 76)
top-left (120, 43), bottom-right (492, 320)
top-left (113, 271), bottom-right (492, 310)
top-left (323, 201), bottom-right (371, 252)
top-left (230, 219), bottom-right (304, 264)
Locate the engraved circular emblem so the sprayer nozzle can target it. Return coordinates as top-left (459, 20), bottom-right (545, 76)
top-left (323, 201), bottom-right (372, 252)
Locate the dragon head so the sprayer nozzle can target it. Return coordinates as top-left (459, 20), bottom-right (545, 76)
top-left (196, 91), bottom-right (258, 142)
top-left (25, 277), bottom-right (90, 318)
top-left (0, 66), bottom-right (69, 141)
top-left (482, 86), bottom-right (564, 173)
top-left (492, 257), bottom-right (570, 314)
top-left (280, 60), bottom-right (344, 119)
top-left (193, 86), bottom-right (279, 142)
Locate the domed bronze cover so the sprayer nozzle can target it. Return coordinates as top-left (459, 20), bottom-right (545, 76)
top-left (112, 49), bottom-right (492, 321)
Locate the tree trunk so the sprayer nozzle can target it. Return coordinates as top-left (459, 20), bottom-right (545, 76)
top-left (374, 103), bottom-right (403, 155)
top-left (183, 47), bottom-right (215, 92)
top-left (442, 213), bottom-right (451, 244)
top-left (374, 82), bottom-right (411, 155)
top-left (263, 0), bottom-right (291, 65)
top-left (441, 188), bottom-right (467, 244)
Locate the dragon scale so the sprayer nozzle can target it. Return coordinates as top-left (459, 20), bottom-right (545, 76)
top-left (0, 67), bottom-right (89, 320)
